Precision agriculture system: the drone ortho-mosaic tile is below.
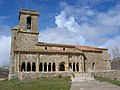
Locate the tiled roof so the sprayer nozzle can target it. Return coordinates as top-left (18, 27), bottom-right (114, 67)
top-left (75, 46), bottom-right (102, 52)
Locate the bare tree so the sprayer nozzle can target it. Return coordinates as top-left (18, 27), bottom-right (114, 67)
top-left (111, 45), bottom-right (120, 60)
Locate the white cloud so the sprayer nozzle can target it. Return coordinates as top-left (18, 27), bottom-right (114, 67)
top-left (0, 36), bottom-right (11, 66)
top-left (39, 1), bottom-right (120, 58)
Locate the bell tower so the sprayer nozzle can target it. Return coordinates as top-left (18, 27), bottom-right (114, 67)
top-left (9, 9), bottom-right (39, 80)
top-left (19, 9), bottom-right (39, 33)
top-left (16, 9), bottom-right (39, 51)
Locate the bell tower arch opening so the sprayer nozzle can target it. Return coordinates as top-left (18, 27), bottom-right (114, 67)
top-left (26, 16), bottom-right (31, 29)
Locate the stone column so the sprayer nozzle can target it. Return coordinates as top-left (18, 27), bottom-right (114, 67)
top-left (42, 62), bottom-right (44, 72)
top-left (17, 52), bottom-right (20, 72)
top-left (47, 63), bottom-right (48, 72)
top-left (36, 53), bottom-right (39, 72)
top-left (30, 62), bottom-right (32, 71)
top-left (81, 56), bottom-right (84, 73)
top-left (55, 62), bottom-right (58, 72)
top-left (51, 62), bottom-right (53, 72)
top-left (25, 62), bottom-right (27, 72)
top-left (14, 53), bottom-right (16, 72)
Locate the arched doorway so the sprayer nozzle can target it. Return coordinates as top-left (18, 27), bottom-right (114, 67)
top-left (59, 62), bottom-right (65, 71)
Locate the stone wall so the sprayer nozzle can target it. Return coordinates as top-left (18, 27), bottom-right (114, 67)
top-left (17, 33), bottom-right (38, 50)
top-left (18, 72), bottom-right (71, 81)
top-left (92, 70), bottom-right (120, 81)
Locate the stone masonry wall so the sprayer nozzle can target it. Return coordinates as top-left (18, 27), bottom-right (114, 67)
top-left (92, 70), bottom-right (120, 81)
top-left (18, 72), bottom-right (71, 81)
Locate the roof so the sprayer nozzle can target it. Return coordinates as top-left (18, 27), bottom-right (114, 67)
top-left (36, 42), bottom-right (75, 48)
top-left (37, 42), bottom-right (107, 52)
top-left (12, 25), bottom-right (20, 30)
top-left (14, 49), bottom-right (83, 54)
top-left (75, 46), bottom-right (102, 52)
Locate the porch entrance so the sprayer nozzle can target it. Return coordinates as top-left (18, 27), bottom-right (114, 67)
top-left (59, 62), bottom-right (65, 71)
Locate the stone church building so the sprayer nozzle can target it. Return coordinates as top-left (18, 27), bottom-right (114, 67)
top-left (9, 9), bottom-right (111, 80)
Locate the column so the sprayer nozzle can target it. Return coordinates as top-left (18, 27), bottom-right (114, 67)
top-left (81, 56), bottom-right (84, 73)
top-left (51, 62), bottom-right (53, 72)
top-left (36, 53), bottom-right (39, 72)
top-left (55, 62), bottom-right (58, 72)
top-left (71, 63), bottom-right (73, 71)
top-left (14, 53), bottom-right (16, 72)
top-left (42, 62), bottom-right (44, 72)
top-left (30, 62), bottom-right (32, 71)
top-left (47, 63), bottom-right (48, 72)
top-left (17, 52), bottom-right (20, 72)
top-left (25, 62), bottom-right (27, 71)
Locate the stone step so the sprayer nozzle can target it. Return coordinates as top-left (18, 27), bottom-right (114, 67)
top-left (71, 73), bottom-right (95, 82)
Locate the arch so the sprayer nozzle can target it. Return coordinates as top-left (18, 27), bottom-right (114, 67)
top-left (39, 63), bottom-right (42, 71)
top-left (52, 63), bottom-right (56, 71)
top-left (21, 62), bottom-right (25, 71)
top-left (92, 62), bottom-right (95, 70)
top-left (76, 63), bottom-right (79, 72)
top-left (69, 63), bottom-right (72, 69)
top-left (27, 62), bottom-right (31, 71)
top-left (59, 62), bottom-right (65, 71)
top-left (48, 63), bottom-right (51, 71)
top-left (73, 63), bottom-right (75, 72)
top-left (26, 16), bottom-right (31, 29)
top-left (44, 63), bottom-right (47, 72)
top-left (32, 62), bottom-right (36, 71)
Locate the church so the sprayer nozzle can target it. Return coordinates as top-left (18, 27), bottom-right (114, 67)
top-left (9, 9), bottom-right (111, 80)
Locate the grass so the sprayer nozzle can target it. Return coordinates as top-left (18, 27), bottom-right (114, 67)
top-left (0, 77), bottom-right (71, 90)
top-left (95, 76), bottom-right (120, 86)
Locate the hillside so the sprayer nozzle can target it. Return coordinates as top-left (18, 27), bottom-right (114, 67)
top-left (0, 67), bottom-right (9, 78)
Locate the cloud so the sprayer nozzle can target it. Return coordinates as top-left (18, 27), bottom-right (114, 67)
top-left (0, 16), bottom-right (11, 66)
top-left (0, 36), bottom-right (11, 66)
top-left (39, 1), bottom-right (120, 57)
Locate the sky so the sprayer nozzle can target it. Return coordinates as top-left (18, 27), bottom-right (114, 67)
top-left (0, 0), bottom-right (120, 66)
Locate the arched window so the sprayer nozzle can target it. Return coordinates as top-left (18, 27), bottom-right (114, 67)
top-left (27, 62), bottom-right (31, 71)
top-left (26, 17), bottom-right (31, 29)
top-left (32, 62), bottom-right (36, 71)
top-left (21, 62), bottom-right (25, 72)
top-left (92, 62), bottom-right (95, 70)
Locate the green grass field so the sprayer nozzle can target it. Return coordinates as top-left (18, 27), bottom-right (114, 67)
top-left (0, 77), bottom-right (71, 90)
top-left (95, 77), bottom-right (120, 86)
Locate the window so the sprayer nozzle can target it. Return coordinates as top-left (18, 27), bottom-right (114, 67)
top-left (26, 17), bottom-right (31, 29)
top-left (45, 47), bottom-right (47, 50)
top-left (63, 48), bottom-right (65, 51)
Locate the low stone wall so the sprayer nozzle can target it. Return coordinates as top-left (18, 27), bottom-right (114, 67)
top-left (92, 70), bottom-right (120, 81)
top-left (17, 72), bottom-right (71, 80)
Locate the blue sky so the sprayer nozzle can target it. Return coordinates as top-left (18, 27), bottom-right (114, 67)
top-left (0, 0), bottom-right (120, 66)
